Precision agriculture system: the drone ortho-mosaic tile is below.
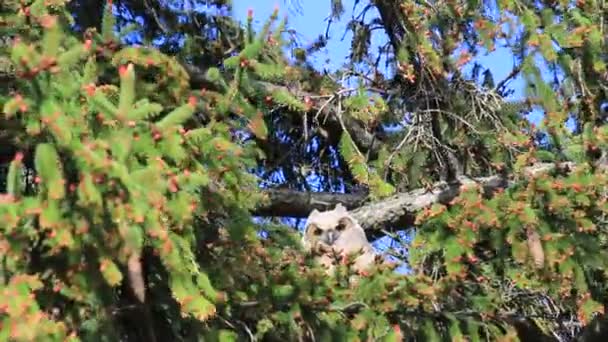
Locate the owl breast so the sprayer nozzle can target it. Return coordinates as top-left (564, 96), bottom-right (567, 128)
top-left (303, 204), bottom-right (378, 275)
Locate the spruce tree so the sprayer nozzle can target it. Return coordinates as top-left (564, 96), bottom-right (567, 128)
top-left (3, 0), bottom-right (608, 341)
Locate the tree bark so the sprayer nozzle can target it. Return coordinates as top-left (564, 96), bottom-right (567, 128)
top-left (255, 188), bottom-right (368, 218)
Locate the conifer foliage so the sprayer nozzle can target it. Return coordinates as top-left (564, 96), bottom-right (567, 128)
top-left (0, 1), bottom-right (261, 340)
top-left (3, 0), bottom-right (608, 341)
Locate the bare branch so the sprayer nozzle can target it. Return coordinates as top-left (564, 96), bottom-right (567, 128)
top-left (254, 189), bottom-right (369, 218)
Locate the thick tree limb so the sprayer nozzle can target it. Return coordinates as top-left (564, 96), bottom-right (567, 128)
top-left (254, 162), bottom-right (575, 231)
top-left (351, 162), bottom-right (574, 230)
top-left (255, 188), bottom-right (369, 218)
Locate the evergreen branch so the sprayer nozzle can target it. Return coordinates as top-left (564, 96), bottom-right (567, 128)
top-left (181, 63), bottom-right (382, 158)
top-left (0, 59), bottom-right (383, 161)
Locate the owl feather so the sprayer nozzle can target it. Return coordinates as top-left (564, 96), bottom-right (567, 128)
top-left (302, 203), bottom-right (377, 275)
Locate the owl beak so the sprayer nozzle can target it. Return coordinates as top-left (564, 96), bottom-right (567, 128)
top-left (325, 230), bottom-right (338, 244)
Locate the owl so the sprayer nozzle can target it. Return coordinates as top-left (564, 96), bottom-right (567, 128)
top-left (302, 203), bottom-right (376, 275)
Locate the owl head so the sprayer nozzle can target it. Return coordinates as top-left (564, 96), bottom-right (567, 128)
top-left (302, 203), bottom-right (367, 253)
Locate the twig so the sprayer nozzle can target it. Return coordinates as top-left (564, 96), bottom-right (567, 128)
top-left (383, 126), bottom-right (415, 178)
top-left (495, 64), bottom-right (522, 93)
top-left (238, 320), bottom-right (256, 341)
top-left (143, 0), bottom-right (169, 34)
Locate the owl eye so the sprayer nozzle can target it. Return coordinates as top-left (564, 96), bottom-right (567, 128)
top-left (336, 217), bottom-right (351, 231)
top-left (313, 228), bottom-right (323, 236)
